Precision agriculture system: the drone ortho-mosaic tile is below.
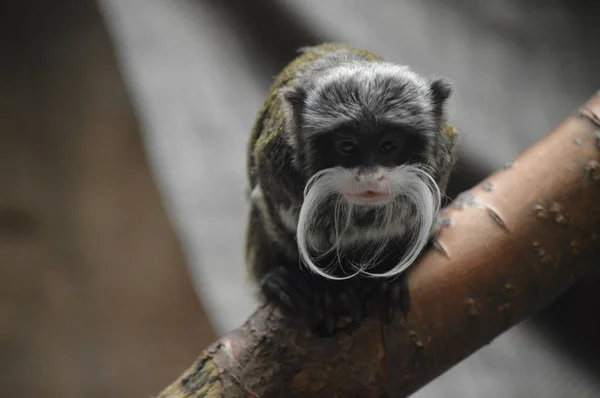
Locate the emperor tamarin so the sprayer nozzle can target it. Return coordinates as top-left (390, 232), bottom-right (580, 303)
top-left (246, 43), bottom-right (457, 335)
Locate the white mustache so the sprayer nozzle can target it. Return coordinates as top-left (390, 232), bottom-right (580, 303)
top-left (296, 165), bottom-right (441, 281)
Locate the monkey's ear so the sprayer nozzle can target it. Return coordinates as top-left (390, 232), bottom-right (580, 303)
top-left (281, 85), bottom-right (307, 117)
top-left (430, 78), bottom-right (452, 117)
top-left (430, 78), bottom-right (452, 105)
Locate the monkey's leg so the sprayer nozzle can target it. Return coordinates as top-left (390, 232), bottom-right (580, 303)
top-left (247, 203), bottom-right (365, 335)
top-left (246, 205), bottom-right (316, 314)
top-left (375, 226), bottom-right (447, 322)
top-left (262, 241), bottom-right (413, 334)
top-left (260, 248), bottom-right (417, 333)
top-left (373, 223), bottom-right (442, 322)
top-left (355, 242), bottom-right (416, 324)
top-left (354, 273), bottom-right (411, 324)
top-left (308, 274), bottom-right (366, 336)
top-left (262, 262), bottom-right (372, 336)
top-left (260, 265), bottom-right (313, 313)
top-left (376, 274), bottom-right (412, 323)
top-left (368, 219), bottom-right (444, 323)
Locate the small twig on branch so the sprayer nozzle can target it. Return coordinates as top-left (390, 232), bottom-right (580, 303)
top-left (158, 93), bottom-right (600, 398)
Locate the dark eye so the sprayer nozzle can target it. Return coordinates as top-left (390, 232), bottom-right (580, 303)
top-left (338, 140), bottom-right (357, 155)
top-left (380, 140), bottom-right (398, 154)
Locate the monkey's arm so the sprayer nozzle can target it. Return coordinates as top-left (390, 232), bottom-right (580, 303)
top-left (158, 93), bottom-right (600, 398)
top-left (248, 131), bottom-right (390, 334)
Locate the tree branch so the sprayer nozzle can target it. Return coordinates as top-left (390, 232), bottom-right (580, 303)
top-left (157, 92), bottom-right (600, 398)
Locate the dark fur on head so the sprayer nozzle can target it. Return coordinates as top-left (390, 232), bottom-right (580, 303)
top-left (246, 43), bottom-right (456, 331)
top-left (280, 49), bottom-right (452, 177)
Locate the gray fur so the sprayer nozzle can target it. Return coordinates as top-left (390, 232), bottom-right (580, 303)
top-left (282, 54), bottom-right (452, 178)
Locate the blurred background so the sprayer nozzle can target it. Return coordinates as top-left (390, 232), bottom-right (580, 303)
top-left (1, 0), bottom-right (599, 397)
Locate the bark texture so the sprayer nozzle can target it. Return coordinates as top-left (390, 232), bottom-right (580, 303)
top-left (158, 93), bottom-right (600, 398)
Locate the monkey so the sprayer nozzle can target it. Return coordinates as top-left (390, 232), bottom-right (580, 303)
top-left (245, 43), bottom-right (457, 336)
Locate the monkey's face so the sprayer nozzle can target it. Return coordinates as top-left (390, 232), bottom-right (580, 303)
top-left (307, 121), bottom-right (429, 206)
top-left (296, 122), bottom-right (441, 281)
top-left (285, 61), bottom-right (451, 280)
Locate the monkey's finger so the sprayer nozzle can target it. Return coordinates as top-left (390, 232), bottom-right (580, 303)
top-left (338, 291), bottom-right (363, 323)
top-left (322, 290), bottom-right (336, 336)
top-left (384, 277), bottom-right (411, 323)
top-left (379, 280), bottom-right (390, 294)
top-left (260, 268), bottom-right (309, 311)
top-left (398, 276), bottom-right (412, 315)
top-left (310, 292), bottom-right (324, 329)
top-left (292, 275), bottom-right (314, 305)
top-left (283, 279), bottom-right (312, 311)
top-left (384, 282), bottom-right (400, 323)
top-left (261, 279), bottom-right (295, 310)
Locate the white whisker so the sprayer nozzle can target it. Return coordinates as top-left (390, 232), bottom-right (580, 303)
top-left (296, 164), bottom-right (441, 281)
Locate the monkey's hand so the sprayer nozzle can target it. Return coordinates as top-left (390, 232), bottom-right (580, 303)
top-left (260, 266), bottom-right (411, 336)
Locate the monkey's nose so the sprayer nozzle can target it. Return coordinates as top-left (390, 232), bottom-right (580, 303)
top-left (356, 167), bottom-right (385, 181)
